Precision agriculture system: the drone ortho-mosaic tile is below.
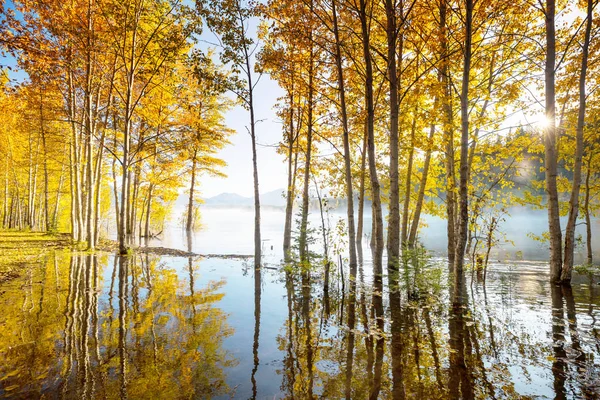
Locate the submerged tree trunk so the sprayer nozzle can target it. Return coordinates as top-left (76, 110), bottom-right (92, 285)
top-left (84, 0), bottom-right (95, 250)
top-left (119, 68), bottom-right (134, 254)
top-left (299, 4), bottom-right (315, 264)
top-left (357, 127), bottom-right (368, 263)
top-left (386, 0), bottom-right (400, 275)
top-left (544, 0), bottom-right (563, 283)
top-left (455, 0), bottom-right (474, 274)
top-left (584, 153), bottom-right (594, 265)
top-left (359, 0), bottom-right (383, 280)
top-left (244, 48), bottom-right (262, 268)
top-left (562, 0), bottom-right (593, 283)
top-left (439, 0), bottom-right (456, 269)
top-left (332, 0), bottom-right (357, 272)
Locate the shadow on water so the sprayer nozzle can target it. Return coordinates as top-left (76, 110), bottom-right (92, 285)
top-left (0, 246), bottom-right (600, 398)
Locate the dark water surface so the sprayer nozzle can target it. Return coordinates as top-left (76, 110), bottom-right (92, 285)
top-left (0, 250), bottom-right (599, 399)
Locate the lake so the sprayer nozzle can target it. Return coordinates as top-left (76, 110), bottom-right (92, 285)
top-left (0, 206), bottom-right (599, 398)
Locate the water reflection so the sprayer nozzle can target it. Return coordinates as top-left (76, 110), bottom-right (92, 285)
top-left (271, 257), bottom-right (600, 399)
top-left (1, 251), bottom-right (599, 398)
top-left (251, 262), bottom-right (261, 399)
top-left (0, 252), bottom-right (234, 399)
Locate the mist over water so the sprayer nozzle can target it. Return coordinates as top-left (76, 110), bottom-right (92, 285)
top-left (146, 204), bottom-right (599, 265)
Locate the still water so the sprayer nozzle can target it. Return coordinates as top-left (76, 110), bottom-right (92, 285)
top-left (0, 248), bottom-right (598, 398)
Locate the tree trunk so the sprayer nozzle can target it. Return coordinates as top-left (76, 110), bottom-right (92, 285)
top-left (357, 127), bottom-right (368, 263)
top-left (119, 80), bottom-right (132, 254)
top-left (401, 114), bottom-right (417, 247)
top-left (299, 5), bottom-right (314, 264)
top-left (386, 0), bottom-right (400, 275)
top-left (53, 162), bottom-right (65, 231)
top-left (30, 135), bottom-right (41, 230)
top-left (283, 88), bottom-right (296, 261)
top-left (84, 0), bottom-right (95, 249)
top-left (455, 0), bottom-right (474, 274)
top-left (69, 134), bottom-right (77, 238)
top-left (40, 94), bottom-right (50, 232)
top-left (3, 156), bottom-right (8, 228)
top-left (112, 151), bottom-right (120, 241)
top-left (544, 0), bottom-right (563, 283)
top-left (359, 0), bottom-right (383, 275)
top-left (187, 152), bottom-right (197, 232)
top-left (244, 47), bottom-right (261, 268)
top-left (584, 153), bottom-right (593, 265)
top-left (409, 120), bottom-right (436, 247)
top-left (68, 62), bottom-right (84, 241)
top-left (562, 0), bottom-right (592, 283)
top-left (314, 179), bottom-right (329, 260)
top-left (332, 0), bottom-right (357, 272)
top-left (440, 0), bottom-right (456, 269)
top-left (145, 185), bottom-right (152, 238)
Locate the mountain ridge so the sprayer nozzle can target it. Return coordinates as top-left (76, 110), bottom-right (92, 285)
top-left (202, 189), bottom-right (286, 207)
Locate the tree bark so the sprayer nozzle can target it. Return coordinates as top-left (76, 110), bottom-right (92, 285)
top-left (401, 114), bottom-right (417, 247)
top-left (84, 0), bottom-right (95, 249)
top-left (299, 2), bottom-right (314, 264)
top-left (584, 153), bottom-right (593, 265)
top-left (440, 0), bottom-right (456, 269)
top-left (3, 156), bottom-right (9, 228)
top-left (455, 0), bottom-right (474, 274)
top-left (332, 0), bottom-right (358, 272)
top-left (52, 162), bottom-right (65, 231)
top-left (357, 126), bottom-right (368, 263)
top-left (386, 0), bottom-right (400, 275)
top-left (40, 90), bottom-right (50, 232)
top-left (144, 185), bottom-right (152, 238)
top-left (544, 0), bottom-right (563, 283)
top-left (408, 120), bottom-right (436, 247)
top-left (283, 88), bottom-right (296, 262)
top-left (243, 41), bottom-right (262, 268)
top-left (562, 0), bottom-right (593, 283)
top-left (359, 0), bottom-right (383, 277)
top-left (187, 151), bottom-right (197, 232)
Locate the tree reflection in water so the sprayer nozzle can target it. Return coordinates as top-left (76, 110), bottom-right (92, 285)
top-left (0, 252), bottom-right (234, 399)
top-left (275, 254), bottom-right (600, 399)
top-left (1, 250), bottom-right (599, 398)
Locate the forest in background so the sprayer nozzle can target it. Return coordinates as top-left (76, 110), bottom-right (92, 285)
top-left (0, 0), bottom-right (599, 286)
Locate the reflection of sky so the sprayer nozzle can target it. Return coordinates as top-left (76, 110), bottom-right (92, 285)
top-left (164, 257), bottom-right (289, 399)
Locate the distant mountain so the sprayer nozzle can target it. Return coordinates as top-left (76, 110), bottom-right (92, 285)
top-left (260, 189), bottom-right (287, 207)
top-left (203, 192), bottom-right (253, 206)
top-left (202, 189), bottom-right (287, 207)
